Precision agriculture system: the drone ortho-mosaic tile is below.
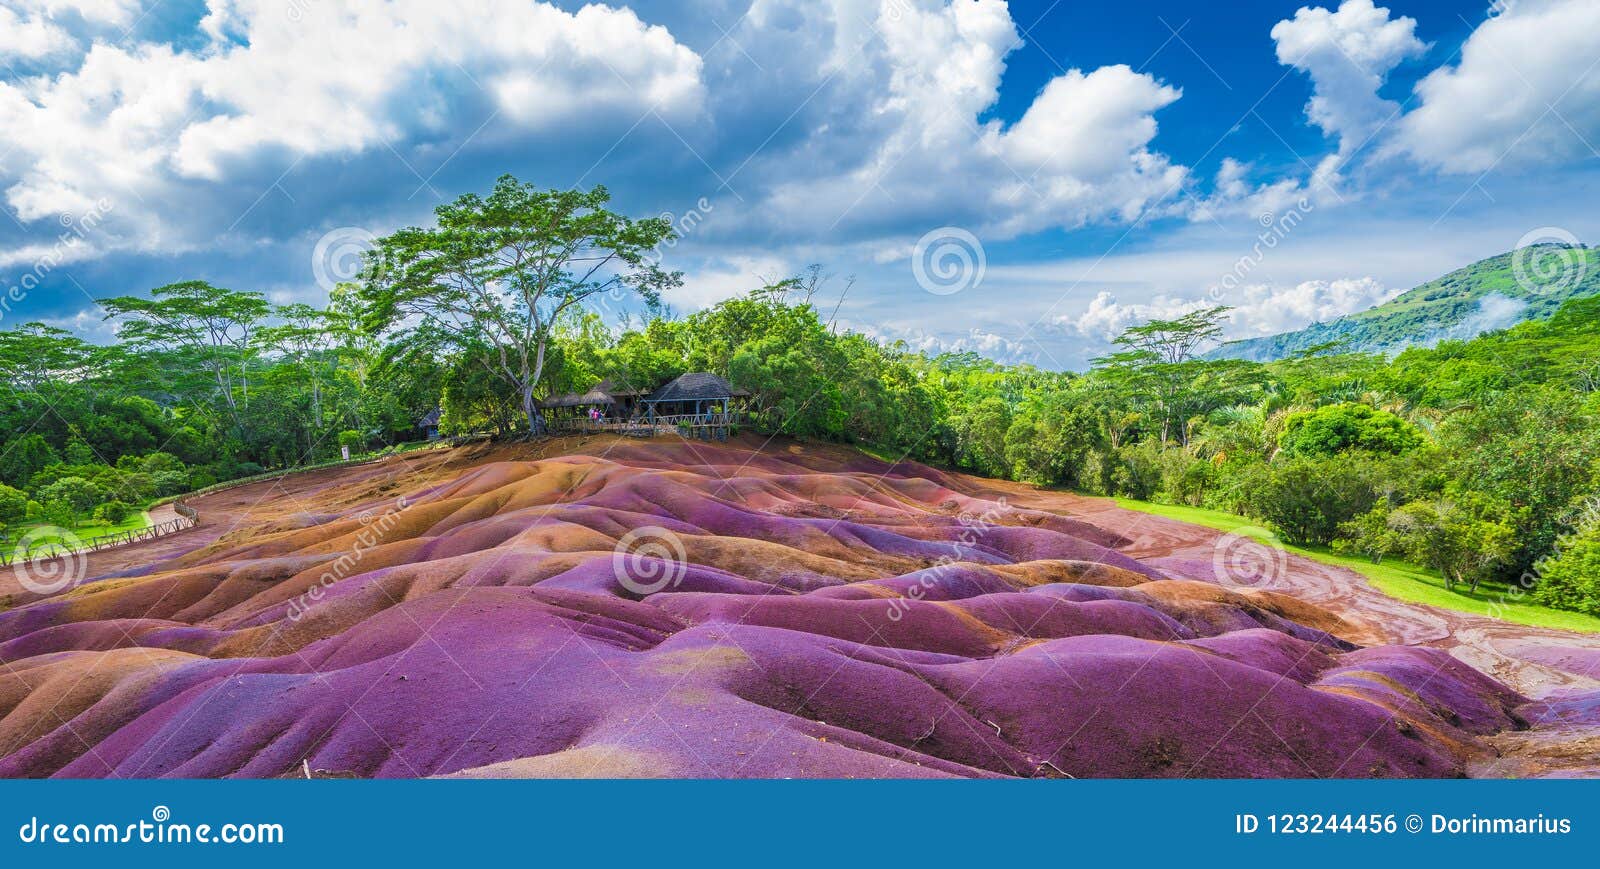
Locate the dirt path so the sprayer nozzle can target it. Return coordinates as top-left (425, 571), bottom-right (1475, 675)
top-left (0, 446), bottom-right (477, 603)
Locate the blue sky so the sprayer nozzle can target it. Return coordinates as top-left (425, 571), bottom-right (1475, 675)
top-left (1, 0), bottom-right (1597, 369)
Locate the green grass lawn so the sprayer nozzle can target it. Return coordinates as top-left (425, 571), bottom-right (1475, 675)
top-left (3, 510), bottom-right (153, 559)
top-left (1115, 497), bottom-right (1600, 634)
top-left (383, 439), bottom-right (438, 456)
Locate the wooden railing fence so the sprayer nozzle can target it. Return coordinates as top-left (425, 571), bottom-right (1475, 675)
top-left (0, 501), bottom-right (199, 567)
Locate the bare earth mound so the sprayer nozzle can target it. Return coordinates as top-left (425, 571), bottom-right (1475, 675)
top-left (1, 435), bottom-right (1592, 778)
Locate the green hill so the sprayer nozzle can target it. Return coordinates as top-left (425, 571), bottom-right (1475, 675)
top-left (1212, 245), bottom-right (1599, 361)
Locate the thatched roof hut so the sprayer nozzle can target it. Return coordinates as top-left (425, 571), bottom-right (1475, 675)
top-left (642, 372), bottom-right (749, 405)
top-left (539, 378), bottom-right (651, 410)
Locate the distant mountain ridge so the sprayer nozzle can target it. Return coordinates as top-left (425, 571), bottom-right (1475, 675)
top-left (1210, 245), bottom-right (1599, 361)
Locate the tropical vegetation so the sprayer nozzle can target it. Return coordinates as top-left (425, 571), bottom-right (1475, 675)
top-left (3, 174), bottom-right (1598, 618)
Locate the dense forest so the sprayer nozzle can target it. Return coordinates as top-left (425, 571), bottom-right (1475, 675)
top-left (3, 175), bottom-right (1598, 617)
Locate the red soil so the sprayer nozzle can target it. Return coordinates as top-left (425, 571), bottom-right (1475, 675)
top-left (0, 435), bottom-right (1594, 778)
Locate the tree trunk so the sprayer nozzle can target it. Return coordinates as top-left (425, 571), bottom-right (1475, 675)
top-left (522, 338), bottom-right (548, 438)
top-left (521, 384), bottom-right (545, 437)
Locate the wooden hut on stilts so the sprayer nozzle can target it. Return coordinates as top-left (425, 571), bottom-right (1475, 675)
top-left (642, 373), bottom-right (749, 441)
top-left (540, 373), bottom-right (748, 439)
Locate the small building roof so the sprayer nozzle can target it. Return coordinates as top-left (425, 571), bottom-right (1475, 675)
top-left (541, 387), bottom-right (616, 408)
top-left (595, 378), bottom-right (653, 397)
top-left (643, 372), bottom-right (749, 403)
top-left (418, 407), bottom-right (442, 427)
top-left (540, 378), bottom-right (655, 408)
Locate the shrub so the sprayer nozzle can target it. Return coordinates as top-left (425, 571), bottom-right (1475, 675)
top-left (150, 470), bottom-right (191, 497)
top-left (103, 470), bottom-right (149, 502)
top-left (95, 500), bottom-right (133, 525)
top-left (0, 434), bottom-right (58, 488)
top-left (0, 483), bottom-right (27, 527)
top-left (1237, 454), bottom-right (1381, 545)
top-left (64, 440), bottom-right (96, 465)
top-left (1338, 498), bottom-right (1517, 592)
top-left (1278, 402), bottom-right (1424, 457)
top-left (136, 452), bottom-right (187, 474)
top-left (1110, 442), bottom-right (1162, 501)
top-left (36, 476), bottom-right (107, 524)
top-left (1169, 457), bottom-right (1220, 507)
top-left (1531, 521), bottom-right (1600, 616)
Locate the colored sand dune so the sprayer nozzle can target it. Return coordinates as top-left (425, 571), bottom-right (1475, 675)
top-left (0, 438), bottom-right (1542, 778)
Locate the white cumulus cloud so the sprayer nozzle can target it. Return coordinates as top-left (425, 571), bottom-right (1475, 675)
top-left (0, 0), bottom-right (704, 249)
top-left (1060, 277), bottom-right (1397, 344)
top-left (1392, 0), bottom-right (1600, 172)
top-left (749, 0), bottom-right (1188, 241)
top-left (0, 7), bottom-right (77, 60)
top-left (849, 320), bottom-right (1039, 366)
top-left (1270, 0), bottom-right (1425, 183)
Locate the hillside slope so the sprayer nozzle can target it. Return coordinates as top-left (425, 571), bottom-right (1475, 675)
top-left (5, 435), bottom-right (1597, 778)
top-left (1214, 245), bottom-right (1599, 361)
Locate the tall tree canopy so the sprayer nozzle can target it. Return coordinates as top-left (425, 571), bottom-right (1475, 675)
top-left (359, 176), bottom-right (680, 434)
top-left (99, 281), bottom-right (272, 427)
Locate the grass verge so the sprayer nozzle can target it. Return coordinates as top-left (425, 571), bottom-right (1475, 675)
top-left (1115, 497), bottom-right (1600, 634)
top-left (3, 511), bottom-right (154, 560)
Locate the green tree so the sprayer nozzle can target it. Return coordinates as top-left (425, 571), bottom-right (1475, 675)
top-left (1112, 306), bottom-right (1231, 365)
top-left (100, 281), bottom-right (272, 429)
top-left (361, 176), bottom-right (679, 435)
top-left (1437, 385), bottom-right (1600, 579)
top-left (1092, 306), bottom-right (1241, 446)
top-left (1345, 499), bottom-right (1518, 593)
top-left (95, 500), bottom-right (133, 525)
top-left (1531, 518), bottom-right (1600, 615)
top-left (258, 303), bottom-right (344, 445)
top-left (1278, 402), bottom-right (1424, 457)
top-left (36, 476), bottom-right (107, 526)
top-left (0, 483), bottom-right (27, 541)
top-left (64, 439), bottom-right (95, 464)
top-left (0, 434), bottom-right (58, 489)
top-left (1237, 454), bottom-right (1382, 545)
top-left (0, 323), bottom-right (96, 391)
